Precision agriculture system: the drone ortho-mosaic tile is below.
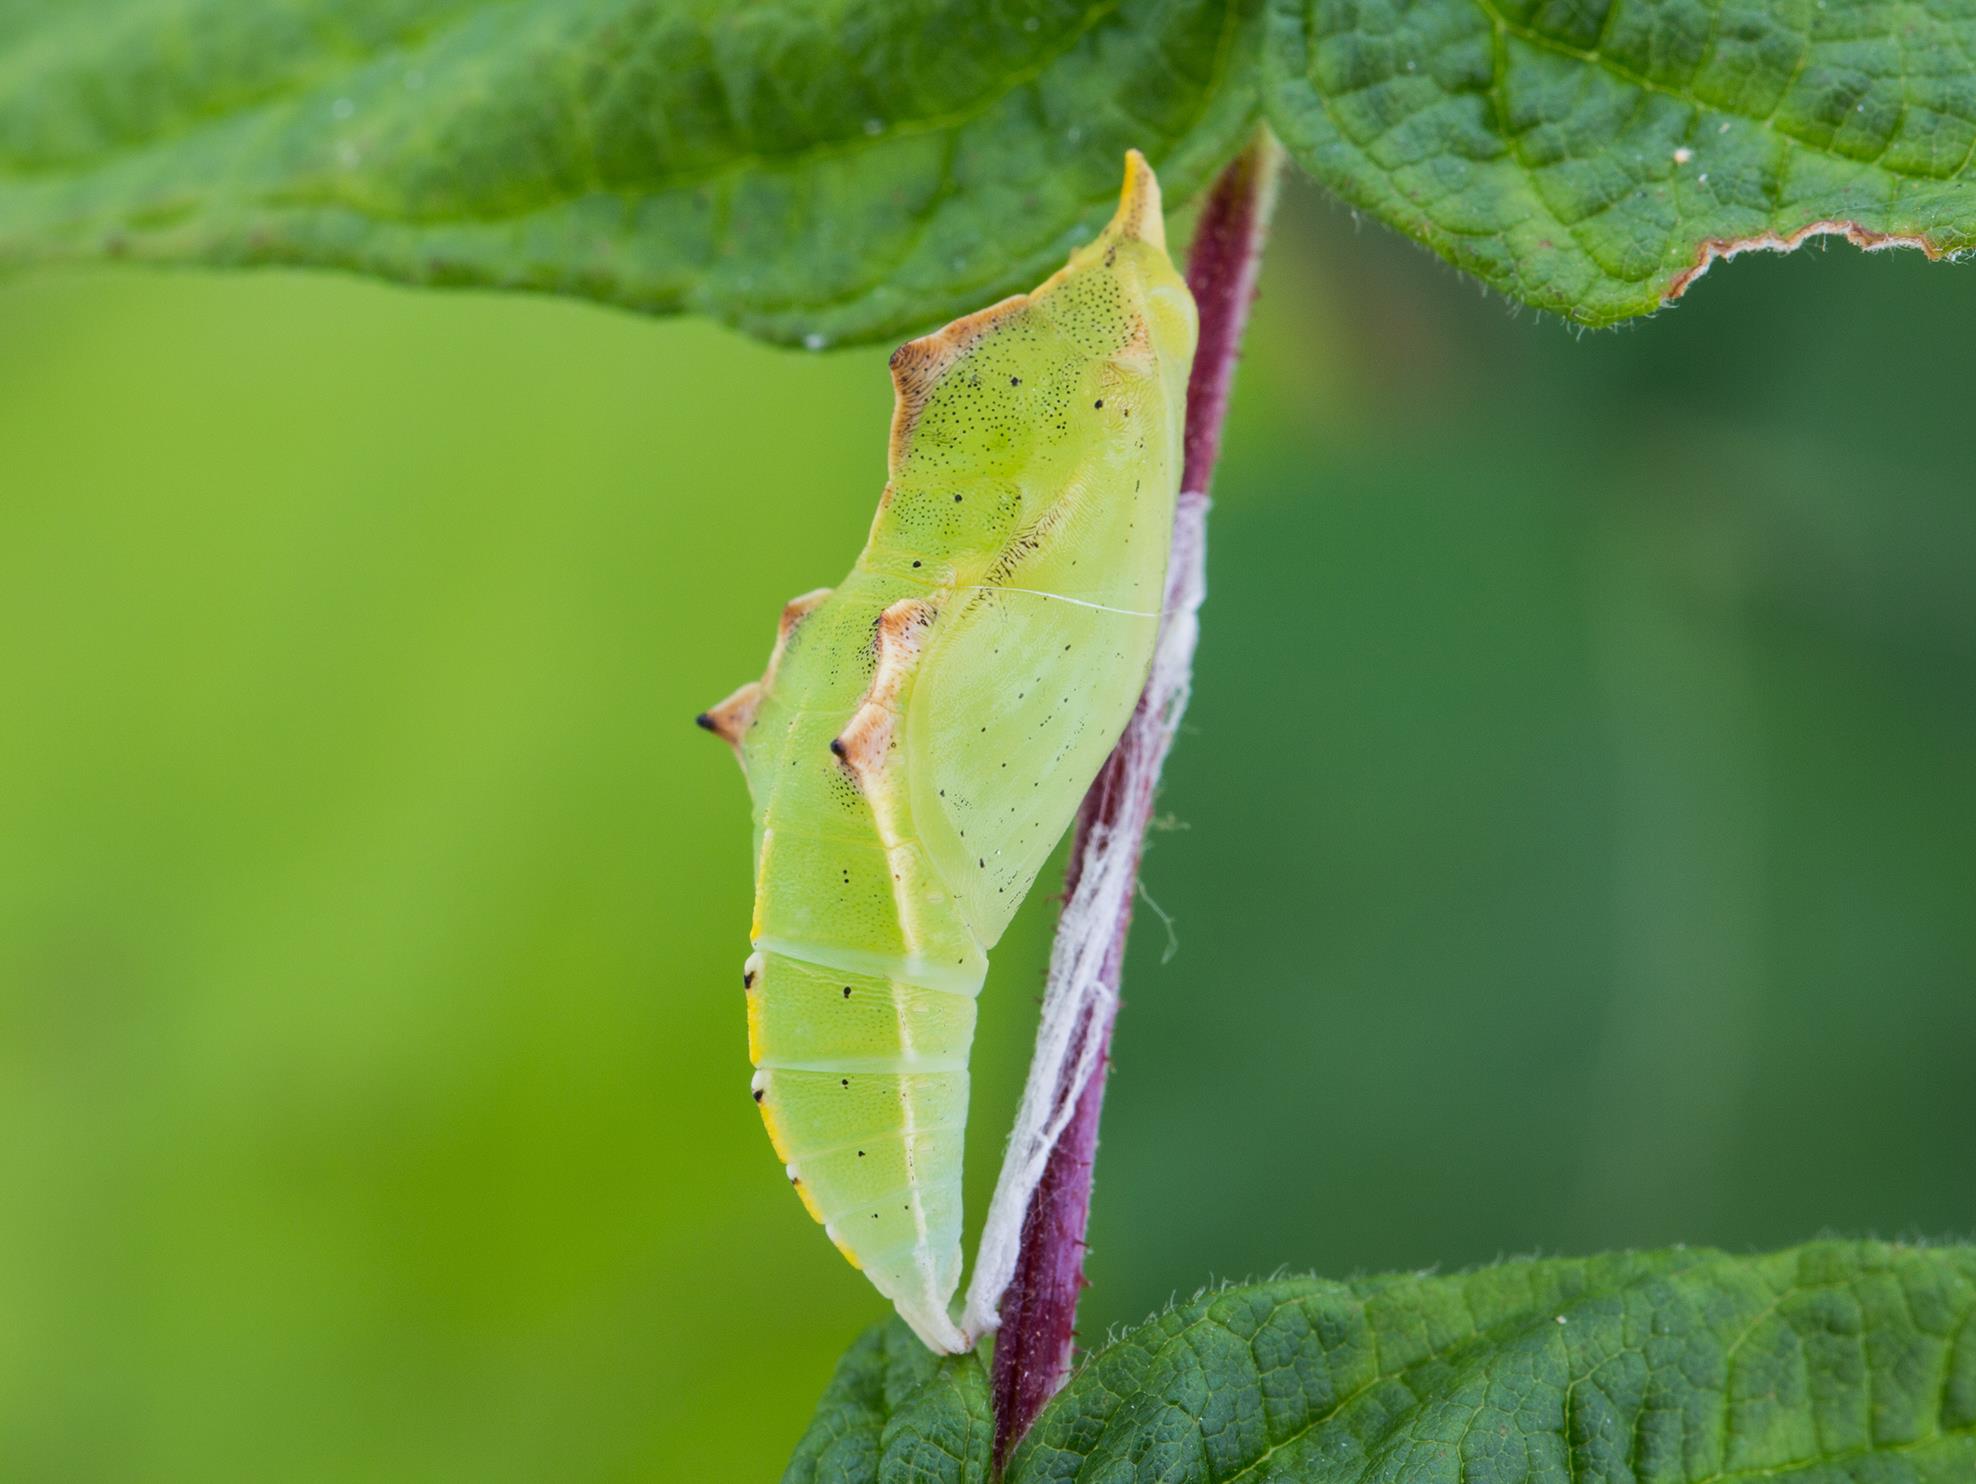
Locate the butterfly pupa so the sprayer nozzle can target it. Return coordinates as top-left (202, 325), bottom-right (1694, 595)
top-left (699, 152), bottom-right (1197, 1352)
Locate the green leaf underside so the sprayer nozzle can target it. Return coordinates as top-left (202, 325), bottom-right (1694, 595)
top-left (0, 0), bottom-right (1255, 346)
top-left (1263, 0), bottom-right (1976, 324)
top-left (791, 1240), bottom-right (1976, 1482)
top-left (5, 0), bottom-right (1970, 338)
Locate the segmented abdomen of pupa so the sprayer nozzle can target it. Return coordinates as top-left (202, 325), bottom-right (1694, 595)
top-left (697, 151), bottom-right (1197, 1353)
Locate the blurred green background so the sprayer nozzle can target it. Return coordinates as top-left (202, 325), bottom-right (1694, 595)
top-left (2, 180), bottom-right (1972, 1480)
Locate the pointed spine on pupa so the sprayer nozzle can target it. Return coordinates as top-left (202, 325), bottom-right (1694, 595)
top-left (695, 587), bottom-right (833, 759)
top-left (830, 598), bottom-right (936, 786)
top-left (695, 682), bottom-right (761, 754)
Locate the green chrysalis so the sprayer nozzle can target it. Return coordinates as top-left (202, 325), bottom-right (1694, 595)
top-left (699, 153), bottom-right (1197, 1350)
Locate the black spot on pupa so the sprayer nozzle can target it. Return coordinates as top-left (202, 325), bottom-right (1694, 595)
top-left (857, 1149), bottom-right (866, 1158)
top-left (953, 493), bottom-right (963, 503)
top-left (840, 1078), bottom-right (850, 1087)
top-left (842, 985), bottom-right (852, 998)
top-left (828, 738), bottom-right (846, 757)
top-left (753, 1088), bottom-right (765, 1102)
top-left (1094, 399), bottom-right (1104, 409)
top-left (742, 969), bottom-right (756, 989)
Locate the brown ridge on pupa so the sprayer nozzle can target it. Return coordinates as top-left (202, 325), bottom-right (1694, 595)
top-left (766, 587), bottom-right (833, 689)
top-left (884, 149), bottom-right (1165, 471)
top-left (831, 598), bottom-right (937, 786)
top-left (695, 586), bottom-right (833, 758)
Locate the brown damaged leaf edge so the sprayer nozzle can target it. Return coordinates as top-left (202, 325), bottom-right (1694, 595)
top-left (1665, 219), bottom-right (1951, 303)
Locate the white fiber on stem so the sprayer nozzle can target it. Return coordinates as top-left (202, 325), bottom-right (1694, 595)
top-left (961, 491), bottom-right (1209, 1343)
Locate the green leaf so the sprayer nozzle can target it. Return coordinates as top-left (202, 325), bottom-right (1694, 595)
top-left (13, 0), bottom-right (1971, 335)
top-left (0, 0), bottom-right (1256, 346)
top-left (1263, 0), bottom-right (1976, 324)
top-left (800, 1242), bottom-right (1976, 1481)
top-left (785, 1319), bottom-right (993, 1484)
top-left (1012, 1240), bottom-right (1976, 1481)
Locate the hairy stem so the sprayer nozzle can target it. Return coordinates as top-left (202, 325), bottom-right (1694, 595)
top-left (986, 129), bottom-right (1284, 1468)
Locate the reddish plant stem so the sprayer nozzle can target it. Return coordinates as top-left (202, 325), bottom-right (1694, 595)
top-left (1177, 138), bottom-right (1285, 506)
top-left (987, 131), bottom-right (1284, 1469)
